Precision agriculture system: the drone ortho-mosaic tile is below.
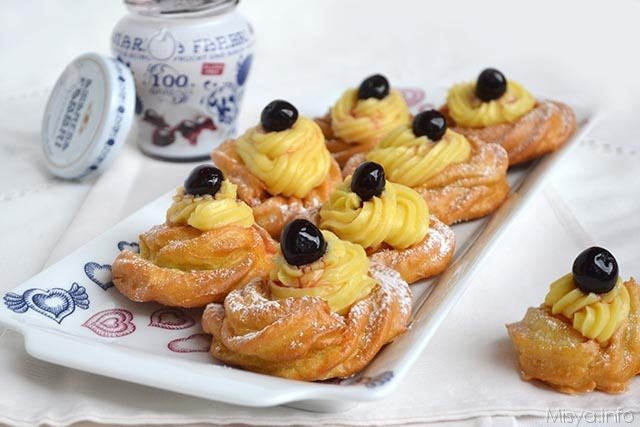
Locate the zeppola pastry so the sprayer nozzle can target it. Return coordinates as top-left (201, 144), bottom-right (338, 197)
top-left (315, 74), bottom-right (410, 167)
top-left (202, 219), bottom-right (412, 381)
top-left (211, 100), bottom-right (342, 239)
top-left (343, 110), bottom-right (509, 225)
top-left (507, 247), bottom-right (640, 394)
top-left (319, 161), bottom-right (455, 283)
top-left (441, 68), bottom-right (576, 165)
top-left (112, 165), bottom-right (276, 307)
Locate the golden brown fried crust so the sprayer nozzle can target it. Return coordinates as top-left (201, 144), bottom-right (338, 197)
top-left (368, 216), bottom-right (455, 284)
top-left (506, 279), bottom-right (640, 394)
top-left (343, 137), bottom-right (510, 225)
top-left (315, 113), bottom-right (380, 168)
top-left (211, 140), bottom-right (342, 239)
top-left (201, 263), bottom-right (412, 381)
top-left (112, 224), bottom-right (277, 308)
top-left (442, 100), bottom-right (576, 166)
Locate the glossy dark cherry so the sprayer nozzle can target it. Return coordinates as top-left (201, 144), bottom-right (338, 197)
top-left (184, 165), bottom-right (224, 196)
top-left (357, 74), bottom-right (390, 100)
top-left (475, 68), bottom-right (507, 102)
top-left (260, 100), bottom-right (298, 132)
top-left (412, 110), bottom-right (447, 141)
top-left (572, 246), bottom-right (619, 294)
top-left (152, 127), bottom-right (175, 146)
top-left (143, 109), bottom-right (168, 128)
top-left (280, 219), bottom-right (327, 266)
top-left (351, 161), bottom-right (385, 201)
top-left (178, 120), bottom-right (197, 137)
top-left (195, 116), bottom-right (216, 130)
top-left (144, 111), bottom-right (217, 146)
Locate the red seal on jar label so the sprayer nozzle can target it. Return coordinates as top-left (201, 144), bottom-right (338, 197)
top-left (201, 63), bottom-right (225, 76)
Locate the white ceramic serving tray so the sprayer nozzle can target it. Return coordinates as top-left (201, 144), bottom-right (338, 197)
top-left (0, 96), bottom-right (597, 412)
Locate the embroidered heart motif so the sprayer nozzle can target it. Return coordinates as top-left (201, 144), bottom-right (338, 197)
top-left (83, 309), bottom-right (136, 338)
top-left (149, 308), bottom-right (195, 330)
top-left (338, 370), bottom-right (394, 388)
top-left (168, 334), bottom-right (212, 353)
top-left (397, 87), bottom-right (426, 107)
top-left (28, 290), bottom-right (73, 322)
top-left (3, 283), bottom-right (90, 324)
top-left (117, 240), bottom-right (139, 253)
top-left (364, 370), bottom-right (394, 388)
top-left (84, 262), bottom-right (113, 291)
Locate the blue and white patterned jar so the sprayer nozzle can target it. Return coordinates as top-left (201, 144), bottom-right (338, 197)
top-left (112, 0), bottom-right (255, 160)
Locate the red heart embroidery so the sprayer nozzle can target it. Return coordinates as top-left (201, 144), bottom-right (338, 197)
top-left (397, 87), bottom-right (426, 107)
top-left (168, 334), bottom-right (212, 353)
top-left (149, 308), bottom-right (196, 330)
top-left (83, 309), bottom-right (136, 338)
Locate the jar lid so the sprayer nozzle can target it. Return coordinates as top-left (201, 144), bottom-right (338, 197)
top-left (124, 0), bottom-right (238, 16)
top-left (41, 53), bottom-right (135, 180)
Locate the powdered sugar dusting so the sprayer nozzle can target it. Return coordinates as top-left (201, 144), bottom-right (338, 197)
top-left (343, 137), bottom-right (510, 225)
top-left (369, 263), bottom-right (412, 318)
top-left (450, 100), bottom-right (576, 165)
top-left (201, 262), bottom-right (412, 380)
top-left (369, 215), bottom-right (455, 283)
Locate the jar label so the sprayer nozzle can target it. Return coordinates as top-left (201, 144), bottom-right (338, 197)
top-left (111, 15), bottom-right (255, 159)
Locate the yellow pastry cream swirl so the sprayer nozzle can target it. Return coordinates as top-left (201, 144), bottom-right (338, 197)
top-left (330, 89), bottom-right (410, 146)
top-left (166, 181), bottom-right (254, 231)
top-left (270, 231), bottom-right (376, 315)
top-left (234, 116), bottom-right (331, 198)
top-left (544, 273), bottom-right (630, 345)
top-left (447, 81), bottom-right (535, 128)
top-left (319, 177), bottom-right (429, 250)
top-left (367, 126), bottom-right (472, 187)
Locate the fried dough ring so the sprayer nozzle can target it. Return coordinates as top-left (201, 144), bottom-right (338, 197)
top-left (507, 279), bottom-right (640, 394)
top-left (202, 263), bottom-right (412, 381)
top-left (314, 113), bottom-right (379, 168)
top-left (442, 100), bottom-right (576, 166)
top-left (343, 136), bottom-right (509, 225)
top-left (112, 224), bottom-right (276, 308)
top-left (367, 215), bottom-right (455, 284)
top-left (211, 140), bottom-right (342, 239)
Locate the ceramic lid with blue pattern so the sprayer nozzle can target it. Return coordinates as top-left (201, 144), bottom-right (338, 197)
top-left (41, 53), bottom-right (135, 179)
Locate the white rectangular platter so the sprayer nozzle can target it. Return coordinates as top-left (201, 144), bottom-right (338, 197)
top-left (0, 102), bottom-right (597, 413)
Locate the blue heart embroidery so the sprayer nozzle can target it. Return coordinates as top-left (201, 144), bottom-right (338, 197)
top-left (117, 240), bottom-right (139, 253)
top-left (84, 262), bottom-right (113, 290)
top-left (3, 283), bottom-right (89, 324)
top-left (364, 370), bottom-right (394, 388)
top-left (338, 370), bottom-right (394, 388)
